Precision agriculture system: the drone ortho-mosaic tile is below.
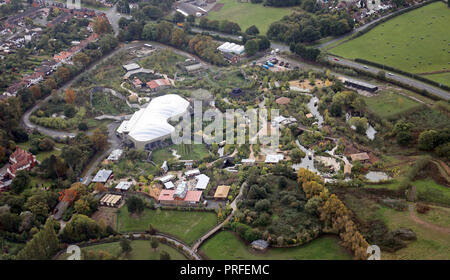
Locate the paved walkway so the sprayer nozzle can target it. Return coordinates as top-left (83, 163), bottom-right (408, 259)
top-left (191, 182), bottom-right (246, 252)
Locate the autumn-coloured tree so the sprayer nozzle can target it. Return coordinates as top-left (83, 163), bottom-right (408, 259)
top-left (73, 52), bottom-right (91, 68)
top-left (90, 128), bottom-right (108, 151)
top-left (59, 189), bottom-right (78, 205)
top-left (65, 88), bottom-right (76, 104)
top-left (56, 66), bottom-right (70, 83)
top-left (93, 17), bottom-right (112, 35)
top-left (70, 182), bottom-right (88, 197)
top-left (94, 182), bottom-right (106, 193)
top-left (43, 78), bottom-right (57, 91)
top-left (29, 85), bottom-right (42, 99)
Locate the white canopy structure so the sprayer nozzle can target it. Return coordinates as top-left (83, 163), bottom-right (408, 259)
top-left (217, 42), bottom-right (245, 55)
top-left (118, 94), bottom-right (190, 149)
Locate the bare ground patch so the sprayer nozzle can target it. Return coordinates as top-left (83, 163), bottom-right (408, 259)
top-left (91, 206), bottom-right (118, 229)
top-left (210, 3), bottom-right (224, 12)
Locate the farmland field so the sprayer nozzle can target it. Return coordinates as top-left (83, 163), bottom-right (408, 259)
top-left (117, 208), bottom-right (218, 245)
top-left (330, 2), bottom-right (450, 82)
top-left (423, 72), bottom-right (450, 87)
top-left (200, 231), bottom-right (351, 260)
top-left (206, 0), bottom-right (293, 35)
top-left (363, 89), bottom-right (422, 119)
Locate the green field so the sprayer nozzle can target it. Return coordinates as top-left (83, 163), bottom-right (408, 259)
top-left (200, 231), bottom-right (351, 260)
top-left (206, 0), bottom-right (293, 35)
top-left (330, 2), bottom-right (450, 76)
top-left (423, 72), bottom-right (450, 87)
top-left (57, 240), bottom-right (186, 260)
top-left (117, 208), bottom-right (218, 245)
top-left (363, 90), bottom-right (422, 119)
top-left (151, 144), bottom-right (210, 165)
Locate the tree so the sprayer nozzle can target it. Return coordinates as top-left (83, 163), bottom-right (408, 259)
top-left (244, 39), bottom-right (259, 56)
top-left (90, 128), bottom-right (108, 151)
top-left (186, 15), bottom-right (195, 23)
top-left (29, 85), bottom-right (41, 99)
top-left (74, 199), bottom-right (91, 215)
top-left (25, 193), bottom-right (49, 220)
top-left (126, 196), bottom-right (144, 214)
top-left (160, 250), bottom-right (171, 260)
top-left (245, 25), bottom-right (259, 35)
top-left (16, 218), bottom-right (60, 260)
top-left (65, 88), bottom-right (76, 104)
top-left (93, 17), bottom-right (112, 35)
top-left (291, 148), bottom-right (306, 163)
top-left (55, 67), bottom-right (70, 84)
top-left (173, 11), bottom-right (185, 23)
top-left (150, 237), bottom-right (159, 251)
top-left (94, 182), bottom-right (106, 193)
top-left (349, 117), bottom-right (368, 134)
top-left (120, 237), bottom-right (132, 255)
top-left (72, 52), bottom-right (91, 68)
top-left (10, 171), bottom-right (30, 194)
top-left (418, 130), bottom-right (438, 151)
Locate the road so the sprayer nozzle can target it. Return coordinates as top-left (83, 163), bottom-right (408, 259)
top-left (327, 55), bottom-right (450, 100)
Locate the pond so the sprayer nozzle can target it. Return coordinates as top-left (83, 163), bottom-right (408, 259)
top-left (365, 171), bottom-right (391, 182)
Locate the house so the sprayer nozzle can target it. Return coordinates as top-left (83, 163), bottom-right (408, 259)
top-left (92, 169), bottom-right (113, 183)
top-left (158, 174), bottom-right (175, 183)
top-left (223, 52), bottom-right (240, 64)
top-left (164, 181), bottom-right (175, 189)
top-left (185, 169), bottom-right (200, 178)
top-left (265, 154), bottom-right (284, 164)
top-left (194, 174), bottom-right (210, 190)
top-left (99, 194), bottom-right (122, 207)
top-left (146, 78), bottom-right (171, 92)
top-left (115, 181), bottom-right (132, 192)
top-left (6, 147), bottom-right (37, 178)
top-left (123, 63), bottom-right (141, 72)
top-left (241, 159), bottom-right (255, 165)
top-left (107, 149), bottom-right (123, 161)
top-left (176, 2), bottom-right (207, 17)
top-left (53, 51), bottom-right (73, 63)
top-left (275, 97), bottom-right (291, 105)
top-left (158, 188), bottom-right (203, 206)
top-left (350, 152), bottom-right (370, 163)
top-left (132, 78), bottom-right (143, 89)
top-left (251, 240), bottom-right (269, 251)
top-left (214, 185), bottom-right (230, 200)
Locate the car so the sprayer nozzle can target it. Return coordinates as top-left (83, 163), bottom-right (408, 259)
top-left (117, 13), bottom-right (120, 16)
top-left (285, 63), bottom-right (290, 68)
top-left (388, 72), bottom-right (395, 76)
top-left (279, 61), bottom-right (284, 66)
top-left (334, 58), bottom-right (340, 61)
top-left (294, 66), bottom-right (299, 70)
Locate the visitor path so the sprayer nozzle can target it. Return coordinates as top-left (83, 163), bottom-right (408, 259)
top-left (408, 204), bottom-right (450, 235)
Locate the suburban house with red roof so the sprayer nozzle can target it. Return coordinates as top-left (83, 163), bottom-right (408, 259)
top-left (6, 147), bottom-right (37, 179)
top-left (146, 78), bottom-right (171, 92)
top-left (158, 188), bottom-right (203, 207)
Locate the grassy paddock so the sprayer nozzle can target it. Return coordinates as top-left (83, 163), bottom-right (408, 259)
top-left (200, 231), bottom-right (351, 260)
top-left (117, 207), bottom-right (217, 245)
top-left (330, 2), bottom-right (450, 74)
top-left (422, 72), bottom-right (450, 87)
top-left (57, 240), bottom-right (187, 260)
top-left (206, 0), bottom-right (293, 35)
top-left (363, 90), bottom-right (422, 119)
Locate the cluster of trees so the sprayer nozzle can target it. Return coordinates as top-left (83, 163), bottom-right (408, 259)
top-left (290, 42), bottom-right (321, 61)
top-left (244, 36), bottom-right (271, 56)
top-left (297, 168), bottom-right (369, 260)
top-left (199, 18), bottom-right (242, 35)
top-left (264, 0), bottom-right (301, 7)
top-left (327, 90), bottom-right (366, 118)
top-left (231, 167), bottom-right (322, 246)
top-left (418, 128), bottom-right (450, 159)
top-left (60, 214), bottom-right (114, 243)
top-left (131, 0), bottom-right (174, 21)
top-left (119, 20), bottom-right (226, 65)
top-left (267, 12), bottom-right (354, 44)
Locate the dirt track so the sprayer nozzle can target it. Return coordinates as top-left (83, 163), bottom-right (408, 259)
top-left (408, 204), bottom-right (450, 235)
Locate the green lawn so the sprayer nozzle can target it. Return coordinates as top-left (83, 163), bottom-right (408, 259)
top-left (57, 240), bottom-right (186, 260)
top-left (17, 142), bottom-right (65, 162)
top-left (422, 72), bottom-right (450, 87)
top-left (200, 231), bottom-right (351, 260)
top-left (206, 0), bottom-right (293, 35)
top-left (414, 178), bottom-right (450, 206)
top-left (330, 2), bottom-right (450, 74)
top-left (117, 208), bottom-right (218, 245)
top-left (363, 90), bottom-right (422, 119)
top-left (151, 144), bottom-right (210, 165)
top-left (380, 206), bottom-right (450, 260)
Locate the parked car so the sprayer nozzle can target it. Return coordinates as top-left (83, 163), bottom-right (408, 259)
top-left (334, 58), bottom-right (339, 61)
top-left (279, 61), bottom-right (284, 66)
top-left (388, 72), bottom-right (395, 76)
top-left (363, 66), bottom-right (369, 69)
top-left (285, 63), bottom-right (290, 68)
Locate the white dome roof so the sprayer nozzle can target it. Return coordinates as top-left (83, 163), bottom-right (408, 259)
top-left (128, 94), bottom-right (190, 143)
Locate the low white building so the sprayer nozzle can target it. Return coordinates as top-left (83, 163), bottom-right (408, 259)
top-left (217, 42), bottom-right (245, 55)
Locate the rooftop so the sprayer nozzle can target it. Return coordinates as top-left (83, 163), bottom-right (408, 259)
top-left (350, 152), bottom-right (370, 162)
top-left (92, 169), bottom-right (113, 183)
top-left (195, 174), bottom-right (210, 190)
top-left (214, 185), bottom-right (230, 199)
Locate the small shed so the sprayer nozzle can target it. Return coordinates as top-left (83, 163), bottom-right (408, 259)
top-left (92, 169), bottom-right (113, 183)
top-left (350, 152), bottom-right (370, 163)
